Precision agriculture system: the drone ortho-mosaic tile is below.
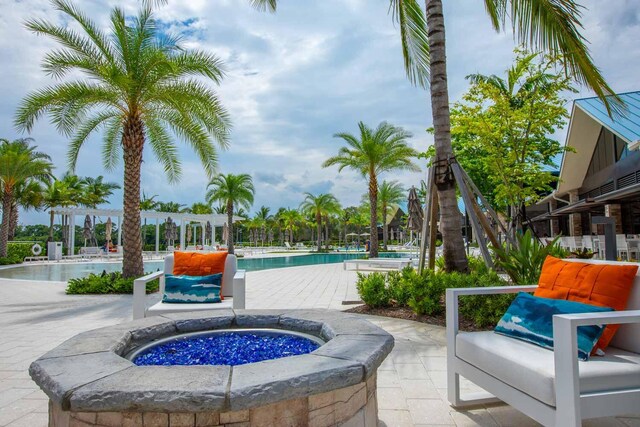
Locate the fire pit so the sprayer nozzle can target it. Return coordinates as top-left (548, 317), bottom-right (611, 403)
top-left (30, 309), bottom-right (393, 427)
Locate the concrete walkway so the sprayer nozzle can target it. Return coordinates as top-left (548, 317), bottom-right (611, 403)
top-left (0, 263), bottom-right (638, 426)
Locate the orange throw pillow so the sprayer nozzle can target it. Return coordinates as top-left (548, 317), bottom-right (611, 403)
top-left (173, 252), bottom-right (228, 296)
top-left (535, 255), bottom-right (638, 352)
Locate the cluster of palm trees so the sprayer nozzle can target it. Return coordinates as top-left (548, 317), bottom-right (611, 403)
top-left (0, 137), bottom-right (120, 257)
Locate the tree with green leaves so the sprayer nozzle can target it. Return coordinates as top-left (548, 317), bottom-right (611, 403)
top-left (378, 181), bottom-right (405, 250)
top-left (206, 174), bottom-right (254, 254)
top-left (81, 176), bottom-right (120, 209)
top-left (156, 202), bottom-right (187, 214)
top-left (8, 181), bottom-right (45, 241)
top-left (324, 121), bottom-right (418, 257)
top-left (0, 138), bottom-right (53, 257)
top-left (451, 49), bottom-right (574, 233)
top-left (300, 193), bottom-right (340, 251)
top-left (278, 208), bottom-right (302, 244)
top-left (16, 0), bottom-right (230, 277)
top-left (139, 192), bottom-right (159, 247)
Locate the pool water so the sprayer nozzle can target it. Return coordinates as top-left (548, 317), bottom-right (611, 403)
top-left (0, 252), bottom-right (412, 281)
top-left (131, 330), bottom-right (321, 366)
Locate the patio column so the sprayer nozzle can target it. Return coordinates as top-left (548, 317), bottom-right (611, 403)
top-left (155, 218), bottom-right (160, 254)
top-left (69, 214), bottom-right (75, 256)
top-left (549, 199), bottom-right (560, 237)
top-left (211, 224), bottom-right (216, 244)
top-left (568, 191), bottom-right (582, 237)
top-left (117, 217), bottom-right (122, 247)
top-left (605, 204), bottom-right (623, 234)
top-left (180, 218), bottom-right (186, 249)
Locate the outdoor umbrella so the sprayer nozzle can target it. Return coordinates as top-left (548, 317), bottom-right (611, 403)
top-left (390, 228), bottom-right (395, 241)
top-left (205, 221), bottom-right (212, 244)
top-left (186, 223), bottom-right (192, 244)
top-left (284, 229), bottom-right (290, 243)
top-left (105, 217), bottom-right (113, 243)
top-left (407, 187), bottom-right (424, 232)
top-left (360, 232), bottom-right (370, 236)
top-left (83, 215), bottom-right (92, 245)
top-left (165, 217), bottom-right (174, 245)
top-left (260, 226), bottom-right (266, 244)
top-left (268, 229), bottom-right (274, 244)
top-left (222, 222), bottom-right (229, 244)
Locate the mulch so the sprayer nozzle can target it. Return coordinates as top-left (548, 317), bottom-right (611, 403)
top-left (345, 304), bottom-right (488, 332)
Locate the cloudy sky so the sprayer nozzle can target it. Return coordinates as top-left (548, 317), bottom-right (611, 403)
top-left (1, 0), bottom-right (639, 225)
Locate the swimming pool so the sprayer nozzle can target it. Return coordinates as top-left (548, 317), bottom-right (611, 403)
top-left (0, 252), bottom-right (412, 282)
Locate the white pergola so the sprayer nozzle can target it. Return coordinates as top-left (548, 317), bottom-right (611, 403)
top-left (51, 208), bottom-right (239, 255)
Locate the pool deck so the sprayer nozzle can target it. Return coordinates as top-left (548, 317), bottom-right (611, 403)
top-left (0, 263), bottom-right (638, 426)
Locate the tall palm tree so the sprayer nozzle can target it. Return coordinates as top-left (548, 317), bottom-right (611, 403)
top-left (82, 176), bottom-right (120, 209)
top-left (8, 181), bottom-right (45, 241)
top-left (189, 202), bottom-right (213, 215)
top-left (16, 1), bottom-right (230, 277)
top-left (42, 179), bottom-right (72, 242)
top-left (279, 208), bottom-right (302, 244)
top-left (378, 180), bottom-right (405, 250)
top-left (300, 193), bottom-right (340, 252)
top-left (206, 174), bottom-right (254, 254)
top-left (0, 138), bottom-right (53, 257)
top-left (156, 201), bottom-right (187, 213)
top-left (324, 122), bottom-right (418, 257)
top-left (253, 0), bottom-right (617, 272)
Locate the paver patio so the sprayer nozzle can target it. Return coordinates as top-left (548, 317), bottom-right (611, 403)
top-left (0, 263), bottom-right (638, 426)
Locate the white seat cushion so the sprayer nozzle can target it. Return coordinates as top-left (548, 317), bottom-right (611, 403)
top-left (456, 331), bottom-right (640, 407)
top-left (147, 299), bottom-right (233, 315)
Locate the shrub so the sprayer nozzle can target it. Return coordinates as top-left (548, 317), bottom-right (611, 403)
top-left (0, 255), bottom-right (23, 265)
top-left (456, 271), bottom-right (514, 327)
top-left (66, 271), bottom-right (159, 295)
top-left (7, 242), bottom-right (44, 262)
top-left (492, 230), bottom-right (561, 285)
top-left (356, 272), bottom-right (390, 308)
top-left (407, 269), bottom-right (447, 315)
top-left (387, 266), bottom-right (414, 306)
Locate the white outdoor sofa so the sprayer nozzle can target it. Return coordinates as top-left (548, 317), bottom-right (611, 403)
top-left (446, 259), bottom-right (640, 426)
top-left (343, 258), bottom-right (413, 271)
top-left (132, 253), bottom-right (246, 319)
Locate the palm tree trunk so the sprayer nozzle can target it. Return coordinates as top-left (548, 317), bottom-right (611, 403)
top-left (316, 213), bottom-right (322, 251)
top-left (9, 201), bottom-right (18, 240)
top-left (426, 0), bottom-right (468, 272)
top-left (382, 202), bottom-right (388, 251)
top-left (369, 172), bottom-right (379, 258)
top-left (0, 188), bottom-right (12, 257)
top-left (227, 201), bottom-right (235, 254)
top-left (324, 217), bottom-right (329, 250)
top-left (122, 117), bottom-right (145, 278)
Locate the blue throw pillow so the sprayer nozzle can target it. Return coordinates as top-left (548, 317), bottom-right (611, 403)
top-left (495, 292), bottom-right (613, 360)
top-left (162, 273), bottom-right (222, 303)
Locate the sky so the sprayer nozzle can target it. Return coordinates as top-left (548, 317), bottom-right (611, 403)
top-left (1, 0), bottom-right (639, 225)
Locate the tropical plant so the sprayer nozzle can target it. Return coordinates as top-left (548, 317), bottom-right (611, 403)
top-left (156, 201), bottom-right (187, 213)
top-left (8, 180), bottom-right (44, 240)
top-left (206, 173), bottom-right (254, 254)
top-left (16, 0), bottom-right (231, 277)
top-left (324, 121), bottom-right (418, 257)
top-left (378, 180), bottom-right (405, 250)
top-left (278, 208), bottom-right (302, 243)
top-left (81, 176), bottom-right (120, 209)
top-left (188, 202), bottom-right (213, 215)
top-left (0, 138), bottom-right (53, 257)
top-left (300, 193), bottom-right (340, 251)
top-left (492, 230), bottom-right (561, 285)
top-left (139, 192), bottom-right (159, 246)
top-left (451, 49), bottom-right (574, 233)
top-left (42, 179), bottom-right (72, 242)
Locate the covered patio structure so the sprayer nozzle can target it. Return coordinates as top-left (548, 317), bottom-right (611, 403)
top-left (51, 208), bottom-right (239, 255)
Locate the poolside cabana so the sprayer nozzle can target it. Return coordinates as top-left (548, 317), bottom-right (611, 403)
top-left (51, 208), bottom-right (240, 255)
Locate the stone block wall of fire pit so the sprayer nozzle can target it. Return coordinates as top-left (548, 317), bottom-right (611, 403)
top-left (31, 309), bottom-right (394, 427)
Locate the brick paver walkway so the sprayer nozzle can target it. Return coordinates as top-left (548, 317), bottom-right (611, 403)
top-left (0, 263), bottom-right (638, 426)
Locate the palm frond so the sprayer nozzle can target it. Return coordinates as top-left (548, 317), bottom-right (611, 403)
top-left (250, 0), bottom-right (277, 13)
top-left (389, 0), bottom-right (430, 89)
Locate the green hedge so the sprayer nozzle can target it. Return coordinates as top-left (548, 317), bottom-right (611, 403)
top-left (66, 272), bottom-right (159, 294)
top-left (356, 264), bottom-right (515, 328)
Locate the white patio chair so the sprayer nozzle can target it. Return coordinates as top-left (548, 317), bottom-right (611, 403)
top-left (446, 258), bottom-right (640, 427)
top-left (617, 234), bottom-right (639, 261)
top-left (581, 235), bottom-right (594, 252)
top-left (133, 253), bottom-right (246, 319)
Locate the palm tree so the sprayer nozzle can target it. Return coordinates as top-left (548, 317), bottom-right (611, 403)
top-left (279, 208), bottom-right (302, 244)
top-left (156, 201), bottom-right (187, 213)
top-left (82, 176), bottom-right (120, 209)
top-left (300, 193), bottom-right (340, 251)
top-left (8, 181), bottom-right (44, 241)
top-left (189, 202), bottom-right (213, 215)
top-left (378, 180), bottom-right (405, 251)
top-left (16, 1), bottom-right (230, 277)
top-left (206, 174), bottom-right (254, 254)
top-left (324, 122), bottom-right (418, 257)
top-left (42, 179), bottom-right (72, 242)
top-left (253, 0), bottom-right (617, 272)
top-left (139, 192), bottom-right (159, 247)
top-left (0, 138), bottom-right (53, 257)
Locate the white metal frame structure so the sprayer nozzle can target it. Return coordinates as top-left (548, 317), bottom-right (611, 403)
top-left (51, 208), bottom-right (241, 255)
top-left (133, 253), bottom-right (246, 319)
top-left (446, 259), bottom-right (640, 427)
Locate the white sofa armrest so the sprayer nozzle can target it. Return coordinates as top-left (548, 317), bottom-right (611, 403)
top-left (552, 310), bottom-right (640, 425)
top-left (133, 270), bottom-right (165, 320)
top-left (233, 270), bottom-right (246, 309)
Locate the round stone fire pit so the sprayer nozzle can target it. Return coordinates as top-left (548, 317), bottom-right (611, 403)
top-left (30, 309), bottom-right (393, 427)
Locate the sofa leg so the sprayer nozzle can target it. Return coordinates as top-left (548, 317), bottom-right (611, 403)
top-left (448, 371), bottom-right (463, 407)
